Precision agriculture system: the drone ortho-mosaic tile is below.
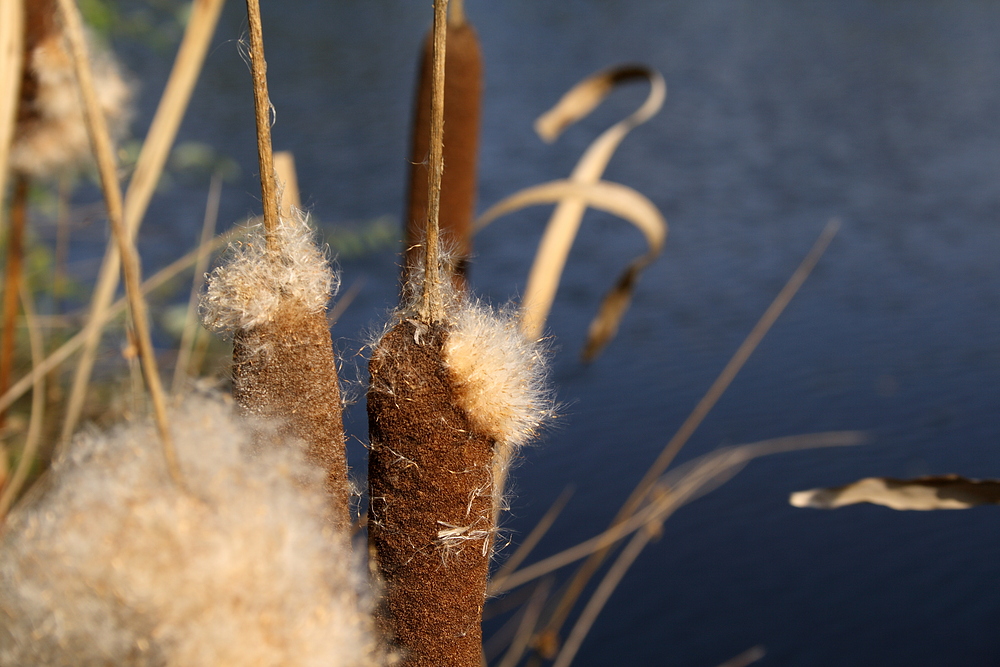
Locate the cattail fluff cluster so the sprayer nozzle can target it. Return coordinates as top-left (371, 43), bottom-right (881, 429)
top-left (11, 21), bottom-right (132, 179)
top-left (201, 209), bottom-right (338, 333)
top-left (0, 394), bottom-right (383, 667)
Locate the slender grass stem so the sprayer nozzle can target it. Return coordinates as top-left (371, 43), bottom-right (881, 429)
top-left (244, 0), bottom-right (279, 249)
top-left (419, 0), bottom-right (448, 323)
top-left (538, 219), bottom-right (841, 647)
top-left (61, 0), bottom-right (225, 444)
top-left (56, 0), bottom-right (181, 485)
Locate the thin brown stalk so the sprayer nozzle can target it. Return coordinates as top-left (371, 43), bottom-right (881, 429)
top-left (537, 219), bottom-right (841, 646)
top-left (0, 227), bottom-right (239, 417)
top-left (244, 0), bottom-right (279, 248)
top-left (419, 0), bottom-right (449, 323)
top-left (448, 0), bottom-right (465, 27)
top-left (0, 176), bottom-right (28, 427)
top-left (0, 283), bottom-right (46, 520)
top-left (716, 646), bottom-right (767, 667)
top-left (172, 173), bottom-right (222, 394)
top-left (61, 0), bottom-right (225, 444)
top-left (56, 0), bottom-right (180, 483)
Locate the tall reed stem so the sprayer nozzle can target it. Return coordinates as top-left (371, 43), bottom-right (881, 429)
top-left (56, 0), bottom-right (181, 485)
top-left (244, 0), bottom-right (279, 250)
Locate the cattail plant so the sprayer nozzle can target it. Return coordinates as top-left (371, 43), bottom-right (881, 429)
top-left (198, 0), bottom-right (352, 531)
top-left (367, 2), bottom-right (552, 664)
top-left (0, 394), bottom-right (383, 667)
top-left (403, 0), bottom-right (482, 290)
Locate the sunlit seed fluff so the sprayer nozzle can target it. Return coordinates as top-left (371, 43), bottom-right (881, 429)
top-left (0, 394), bottom-right (383, 667)
top-left (10, 33), bottom-right (133, 179)
top-left (201, 209), bottom-right (339, 333)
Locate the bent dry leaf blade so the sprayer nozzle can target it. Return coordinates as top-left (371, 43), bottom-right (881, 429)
top-left (475, 64), bottom-right (667, 359)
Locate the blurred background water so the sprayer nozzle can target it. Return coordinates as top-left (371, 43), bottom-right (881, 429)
top-left (63, 1), bottom-right (1000, 664)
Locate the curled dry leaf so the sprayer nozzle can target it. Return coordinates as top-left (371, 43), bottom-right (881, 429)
top-left (790, 474), bottom-right (1000, 510)
top-left (476, 64), bottom-right (667, 360)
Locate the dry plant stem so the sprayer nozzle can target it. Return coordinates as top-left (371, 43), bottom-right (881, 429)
top-left (244, 0), bottom-right (279, 247)
top-left (420, 0), bottom-right (449, 323)
top-left (0, 284), bottom-right (46, 520)
top-left (0, 227), bottom-right (238, 416)
top-left (368, 321), bottom-right (493, 667)
top-left (539, 219), bottom-right (841, 644)
top-left (56, 0), bottom-right (180, 483)
top-left (490, 485), bottom-right (573, 591)
top-left (232, 309), bottom-right (351, 531)
top-left (493, 431), bottom-right (863, 596)
top-left (0, 0), bottom-right (23, 214)
top-left (404, 9), bottom-right (481, 290)
top-left (61, 0), bottom-right (225, 443)
top-left (716, 646), bottom-right (767, 667)
top-left (172, 173), bottom-right (222, 394)
top-left (497, 579), bottom-right (551, 667)
top-left (448, 0), bottom-right (465, 27)
top-left (0, 177), bottom-right (28, 427)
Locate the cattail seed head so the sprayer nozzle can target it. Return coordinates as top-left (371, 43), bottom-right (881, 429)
top-left (0, 394), bottom-right (383, 667)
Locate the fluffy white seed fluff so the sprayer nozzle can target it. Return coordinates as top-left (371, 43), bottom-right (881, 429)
top-left (444, 300), bottom-right (551, 455)
top-left (10, 33), bottom-right (133, 179)
top-left (201, 210), bottom-right (338, 332)
top-left (0, 394), bottom-right (382, 667)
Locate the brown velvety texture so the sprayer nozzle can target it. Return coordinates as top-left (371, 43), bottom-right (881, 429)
top-left (232, 304), bottom-right (350, 531)
top-left (367, 320), bottom-right (494, 667)
top-left (403, 21), bottom-right (482, 290)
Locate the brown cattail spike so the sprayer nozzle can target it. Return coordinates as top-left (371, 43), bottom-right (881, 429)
top-left (202, 212), bottom-right (351, 531)
top-left (367, 267), bottom-right (552, 666)
top-left (403, 13), bottom-right (482, 291)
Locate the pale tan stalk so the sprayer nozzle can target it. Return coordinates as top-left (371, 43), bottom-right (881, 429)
top-left (420, 0), bottom-right (448, 323)
top-left (537, 219), bottom-right (841, 645)
top-left (0, 284), bottom-right (46, 520)
top-left (172, 173), bottom-right (222, 394)
top-left (56, 0), bottom-right (180, 483)
top-left (0, 0), bottom-right (23, 208)
top-left (490, 486), bottom-right (573, 592)
top-left (244, 0), bottom-right (279, 248)
top-left (491, 431), bottom-right (863, 596)
top-left (551, 432), bottom-right (859, 667)
top-left (61, 0), bottom-right (225, 444)
top-left (497, 579), bottom-right (551, 667)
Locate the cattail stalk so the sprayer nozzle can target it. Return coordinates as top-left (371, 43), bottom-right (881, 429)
top-left (369, 4), bottom-right (550, 664)
top-left (202, 0), bottom-right (352, 530)
top-left (403, 2), bottom-right (482, 291)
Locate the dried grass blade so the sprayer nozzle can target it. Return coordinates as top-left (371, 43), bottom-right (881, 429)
top-left (551, 433), bottom-right (864, 667)
top-left (790, 474), bottom-right (1000, 510)
top-left (534, 219), bottom-right (841, 648)
top-left (490, 485), bottom-right (573, 592)
top-left (476, 66), bottom-right (665, 346)
top-left (492, 432), bottom-right (864, 596)
top-left (497, 578), bottom-right (552, 667)
top-left (61, 0), bottom-right (226, 444)
top-left (57, 0), bottom-right (180, 484)
top-left (0, 284), bottom-right (46, 520)
top-left (477, 178), bottom-right (666, 357)
top-left (171, 173), bottom-right (222, 394)
top-left (716, 646), bottom-right (767, 667)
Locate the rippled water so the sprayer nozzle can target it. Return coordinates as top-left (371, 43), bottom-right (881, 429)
top-left (93, 1), bottom-right (1000, 664)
